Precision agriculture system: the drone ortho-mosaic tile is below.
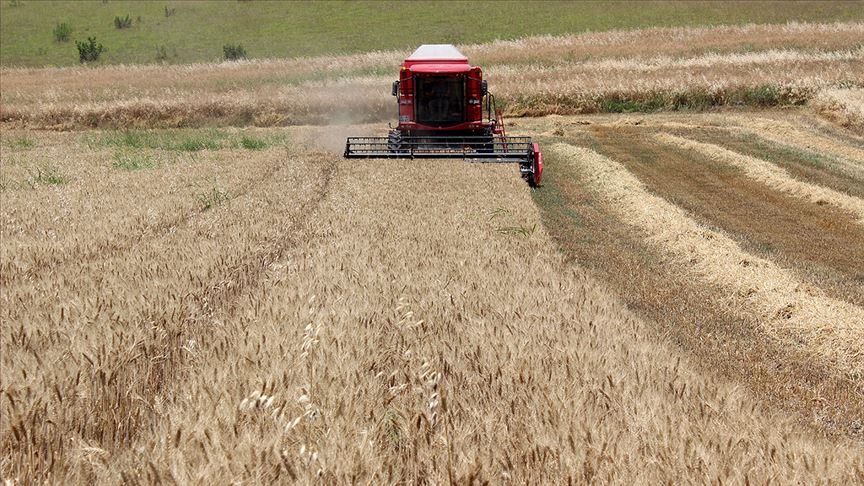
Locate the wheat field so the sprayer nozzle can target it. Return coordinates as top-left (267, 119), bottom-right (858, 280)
top-left (2, 126), bottom-right (863, 483)
top-left (1, 22), bottom-right (862, 129)
top-left (3, 20), bottom-right (864, 485)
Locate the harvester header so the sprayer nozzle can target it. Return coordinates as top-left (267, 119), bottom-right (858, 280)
top-left (344, 44), bottom-right (542, 186)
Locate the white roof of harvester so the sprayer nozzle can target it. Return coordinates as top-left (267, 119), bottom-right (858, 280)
top-left (406, 44), bottom-right (467, 61)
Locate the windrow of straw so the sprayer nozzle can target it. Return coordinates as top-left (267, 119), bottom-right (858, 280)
top-left (654, 132), bottom-right (864, 223)
top-left (724, 117), bottom-right (864, 174)
top-left (553, 142), bottom-right (864, 381)
top-left (811, 88), bottom-right (864, 134)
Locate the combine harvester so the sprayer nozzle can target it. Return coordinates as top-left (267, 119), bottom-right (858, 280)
top-left (344, 44), bottom-right (542, 187)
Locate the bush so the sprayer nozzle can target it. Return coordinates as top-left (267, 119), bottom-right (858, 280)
top-left (239, 136), bottom-right (267, 150)
top-left (76, 37), bottom-right (105, 63)
top-left (53, 22), bottom-right (72, 42)
top-left (601, 96), bottom-right (667, 113)
top-left (28, 164), bottom-right (67, 186)
top-left (198, 187), bottom-right (231, 211)
top-left (734, 85), bottom-right (780, 107)
top-left (112, 152), bottom-right (157, 170)
top-left (114, 14), bottom-right (132, 29)
top-left (155, 45), bottom-right (176, 62)
top-left (10, 137), bottom-right (34, 149)
top-left (223, 44), bottom-right (246, 61)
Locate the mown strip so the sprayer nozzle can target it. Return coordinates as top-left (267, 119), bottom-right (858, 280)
top-left (730, 118), bottom-right (864, 176)
top-left (654, 132), bottom-right (864, 223)
top-left (679, 126), bottom-right (864, 199)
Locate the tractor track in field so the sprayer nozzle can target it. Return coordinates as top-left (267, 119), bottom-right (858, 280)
top-left (129, 153), bottom-right (340, 448)
top-left (0, 155), bottom-right (287, 289)
top-left (1, 153), bottom-right (339, 474)
top-left (585, 126), bottom-right (864, 307)
top-left (188, 155), bottom-right (338, 320)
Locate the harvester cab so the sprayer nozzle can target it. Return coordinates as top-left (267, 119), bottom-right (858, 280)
top-left (344, 44), bottom-right (542, 187)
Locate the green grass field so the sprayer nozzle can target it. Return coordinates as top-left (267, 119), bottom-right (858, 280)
top-left (1, 0), bottom-right (862, 67)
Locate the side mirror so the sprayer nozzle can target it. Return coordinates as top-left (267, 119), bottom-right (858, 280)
top-left (392, 80), bottom-right (400, 97)
top-left (481, 80), bottom-right (488, 97)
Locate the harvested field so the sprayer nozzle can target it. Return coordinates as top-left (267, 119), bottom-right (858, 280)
top-left (679, 126), bottom-right (864, 200)
top-left (580, 126), bottom-right (864, 307)
top-left (653, 132), bottom-right (864, 223)
top-left (530, 108), bottom-right (864, 441)
top-left (705, 116), bottom-right (864, 177)
top-left (552, 141), bottom-right (864, 376)
top-left (2, 125), bottom-right (864, 483)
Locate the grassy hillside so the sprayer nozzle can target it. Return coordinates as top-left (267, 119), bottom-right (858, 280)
top-left (1, 0), bottom-right (863, 67)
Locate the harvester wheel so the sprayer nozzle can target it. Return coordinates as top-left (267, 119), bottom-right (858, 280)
top-left (531, 143), bottom-right (543, 187)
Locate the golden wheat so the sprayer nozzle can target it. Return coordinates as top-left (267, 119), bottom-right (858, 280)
top-left (1, 22), bottom-right (862, 129)
top-left (811, 88), bottom-right (864, 133)
top-left (3, 19), bottom-right (864, 484)
top-left (2, 128), bottom-right (863, 483)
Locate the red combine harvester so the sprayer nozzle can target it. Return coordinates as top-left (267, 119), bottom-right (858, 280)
top-left (344, 44), bottom-right (542, 187)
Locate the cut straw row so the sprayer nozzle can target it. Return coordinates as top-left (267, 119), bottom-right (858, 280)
top-left (554, 142), bottom-right (864, 379)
